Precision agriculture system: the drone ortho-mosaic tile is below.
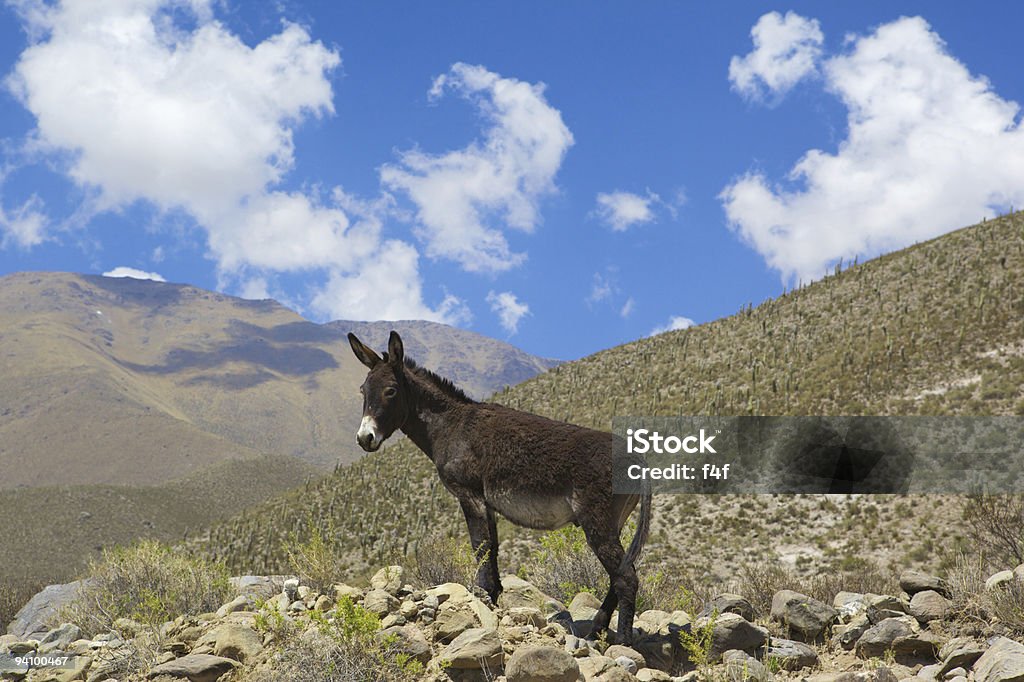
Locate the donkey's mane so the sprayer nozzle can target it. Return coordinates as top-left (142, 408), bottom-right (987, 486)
top-left (386, 354), bottom-right (476, 404)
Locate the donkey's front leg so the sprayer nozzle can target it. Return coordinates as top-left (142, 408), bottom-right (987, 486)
top-left (458, 496), bottom-right (501, 604)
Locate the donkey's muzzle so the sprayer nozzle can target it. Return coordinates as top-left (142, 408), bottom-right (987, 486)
top-left (356, 416), bottom-right (383, 452)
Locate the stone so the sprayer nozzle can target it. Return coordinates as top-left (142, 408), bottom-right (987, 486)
top-left (438, 627), bottom-right (503, 670)
top-left (835, 592), bottom-right (866, 609)
top-left (229, 575), bottom-right (293, 598)
top-left (702, 594), bottom-right (755, 622)
top-left (900, 570), bottom-right (949, 598)
top-left (370, 566), bottom-right (405, 595)
top-left (568, 592), bottom-right (603, 623)
top-left (578, 654), bottom-right (634, 681)
top-left (709, 612), bottom-right (768, 659)
top-left (615, 655), bottom-right (638, 675)
top-left (909, 591), bottom-right (950, 624)
top-left (943, 668), bottom-right (968, 679)
top-left (865, 595), bottom-right (907, 624)
top-left (506, 607), bottom-right (546, 629)
top-left (765, 637), bottom-right (818, 670)
top-left (770, 590), bottom-right (837, 641)
top-left (215, 595), bottom-right (249, 618)
top-left (723, 649), bottom-right (771, 682)
top-left (426, 582), bottom-right (472, 606)
top-left (986, 571), bottom-right (1016, 591)
top-left (833, 613), bottom-right (871, 649)
top-left (500, 575), bottom-right (548, 610)
top-left (212, 623), bottom-right (263, 663)
top-left (434, 606), bottom-right (482, 643)
top-left (361, 588), bottom-right (399, 617)
top-left (379, 624), bottom-right (432, 664)
top-left (400, 600), bottom-right (419, 619)
top-left (1014, 564), bottom-right (1024, 581)
top-left (146, 653), bottom-right (239, 681)
top-left (606, 644), bottom-right (646, 671)
top-left (38, 623), bottom-right (82, 654)
top-left (972, 637), bottom-right (1024, 682)
top-left (333, 583), bottom-right (363, 602)
top-left (505, 645), bottom-right (580, 681)
top-left (282, 578), bottom-right (299, 601)
top-left (939, 638), bottom-right (987, 675)
top-left (6, 581), bottom-right (88, 638)
top-left (856, 617), bottom-right (918, 659)
top-left (636, 670), bottom-right (671, 682)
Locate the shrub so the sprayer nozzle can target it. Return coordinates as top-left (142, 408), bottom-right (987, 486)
top-left (285, 513), bottom-right (346, 594)
top-left (734, 561), bottom-right (795, 618)
top-left (406, 533), bottom-right (482, 588)
top-left (946, 552), bottom-right (1024, 634)
top-left (0, 581), bottom-right (24, 634)
top-left (961, 494), bottom-right (1024, 567)
top-left (57, 539), bottom-right (231, 636)
top-left (244, 596), bottom-right (423, 682)
top-left (520, 526), bottom-right (607, 603)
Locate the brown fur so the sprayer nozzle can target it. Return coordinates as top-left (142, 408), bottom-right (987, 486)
top-left (348, 330), bottom-right (652, 643)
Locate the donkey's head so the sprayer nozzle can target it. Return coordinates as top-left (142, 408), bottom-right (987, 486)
top-left (347, 331), bottom-right (410, 452)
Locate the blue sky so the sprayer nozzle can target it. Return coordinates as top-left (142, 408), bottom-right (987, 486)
top-left (1, 2), bottom-right (1023, 360)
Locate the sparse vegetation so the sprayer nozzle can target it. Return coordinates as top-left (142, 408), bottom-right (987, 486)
top-left (285, 513), bottom-right (348, 593)
top-left (962, 493), bottom-right (1024, 567)
top-left (519, 525), bottom-right (607, 603)
top-left (406, 533), bottom-right (483, 589)
top-left (57, 539), bottom-right (231, 637)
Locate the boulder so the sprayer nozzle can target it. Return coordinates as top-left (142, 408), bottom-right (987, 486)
top-left (578, 654), bottom-right (634, 681)
top-left (379, 624), bottom-right (432, 664)
top-left (723, 649), bottom-right (771, 682)
top-left (765, 637), bottom-right (819, 670)
top-left (229, 575), bottom-right (293, 598)
top-left (212, 623), bottom-right (263, 663)
top-left (909, 591), bottom-right (950, 624)
top-left (709, 612), bottom-right (769, 659)
top-left (605, 644), bottom-right (646, 671)
top-left (434, 607), bottom-right (480, 643)
top-left (986, 571), bottom-right (1016, 591)
top-left (569, 592), bottom-right (603, 623)
top-left (856, 617), bottom-right (917, 659)
top-left (6, 581), bottom-right (88, 638)
top-left (438, 627), bottom-right (503, 670)
top-left (939, 638), bottom-right (987, 675)
top-left (146, 653), bottom-right (239, 682)
top-left (505, 645), bottom-right (580, 682)
top-left (636, 669), bottom-right (672, 682)
top-left (615, 655), bottom-right (638, 675)
top-left (361, 589), bottom-right (399, 618)
top-left (38, 623), bottom-right (82, 654)
top-left (833, 613), bottom-right (871, 649)
top-left (215, 595), bottom-right (249, 618)
top-left (770, 590), bottom-right (837, 641)
top-left (900, 570), bottom-right (949, 598)
top-left (702, 594), bottom-right (755, 622)
top-left (500, 575), bottom-right (548, 610)
top-left (370, 566), bottom-right (405, 595)
top-left (972, 637), bottom-right (1024, 682)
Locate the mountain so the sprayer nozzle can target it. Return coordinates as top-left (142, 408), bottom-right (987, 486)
top-left (187, 211), bottom-right (1024, 586)
top-left (0, 272), bottom-right (557, 598)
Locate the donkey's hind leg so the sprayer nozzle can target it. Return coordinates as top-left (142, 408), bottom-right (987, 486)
top-left (580, 527), bottom-right (638, 644)
top-left (458, 496), bottom-right (501, 604)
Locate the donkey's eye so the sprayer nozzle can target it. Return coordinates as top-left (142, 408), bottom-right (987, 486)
top-left (383, 387), bottom-right (397, 398)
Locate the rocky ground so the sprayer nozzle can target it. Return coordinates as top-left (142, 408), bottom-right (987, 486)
top-left (2, 564), bottom-right (1024, 682)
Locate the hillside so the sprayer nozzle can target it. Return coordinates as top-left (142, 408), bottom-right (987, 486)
top-left (187, 212), bottom-right (1024, 587)
top-left (0, 272), bottom-right (556, 604)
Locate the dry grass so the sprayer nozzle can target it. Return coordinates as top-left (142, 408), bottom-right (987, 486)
top-left (405, 533), bottom-right (483, 589)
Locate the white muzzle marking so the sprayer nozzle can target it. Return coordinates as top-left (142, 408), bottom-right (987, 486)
top-left (357, 415), bottom-right (382, 450)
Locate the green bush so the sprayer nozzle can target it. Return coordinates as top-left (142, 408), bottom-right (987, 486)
top-left (285, 513), bottom-right (347, 594)
top-left (520, 526), bottom-right (607, 603)
top-left (57, 539), bottom-right (231, 636)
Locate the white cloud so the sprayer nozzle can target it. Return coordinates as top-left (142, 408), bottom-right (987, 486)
top-left (7, 0), bottom-right (467, 324)
top-left (102, 266), bottom-right (166, 282)
top-left (650, 315), bottom-right (695, 336)
top-left (486, 290), bottom-right (530, 335)
top-left (381, 63), bottom-right (574, 273)
top-left (722, 16), bottom-right (1024, 283)
top-left (311, 240), bottom-right (469, 323)
top-left (729, 11), bottom-right (823, 101)
top-left (587, 271), bottom-right (615, 305)
top-left (0, 194), bottom-right (46, 248)
top-left (619, 297), bottom-right (635, 318)
top-left (594, 190), bottom-right (660, 231)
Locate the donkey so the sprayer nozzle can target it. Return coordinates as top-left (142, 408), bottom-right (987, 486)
top-left (348, 330), bottom-right (652, 643)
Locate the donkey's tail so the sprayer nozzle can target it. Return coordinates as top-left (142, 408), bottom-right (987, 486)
top-left (621, 481), bottom-right (652, 571)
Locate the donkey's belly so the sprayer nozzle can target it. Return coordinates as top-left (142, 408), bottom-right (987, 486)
top-left (487, 488), bottom-right (575, 530)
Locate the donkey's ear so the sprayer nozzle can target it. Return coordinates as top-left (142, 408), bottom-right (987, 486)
top-left (388, 331), bottom-right (404, 366)
top-left (348, 333), bottom-right (381, 369)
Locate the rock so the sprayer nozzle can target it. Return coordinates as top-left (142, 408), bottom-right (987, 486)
top-left (865, 595), bottom-right (907, 624)
top-left (507, 607), bottom-right (546, 629)
top-left (986, 571), bottom-right (1016, 591)
top-left (606, 645), bottom-right (646, 671)
top-left (6, 581), bottom-right (88, 638)
top-left (38, 623), bottom-right (82, 654)
top-left (505, 645), bottom-right (580, 681)
top-left (809, 670), bottom-right (898, 682)
top-left (615, 655), bottom-right (638, 675)
top-left (215, 595), bottom-right (249, 618)
top-left (919, 663), bottom-right (943, 680)
top-left (282, 578), bottom-right (299, 602)
top-left (939, 638), bottom-right (987, 675)
top-left (229, 575), bottom-right (293, 598)
top-left (212, 623), bottom-right (263, 663)
top-left (723, 649), bottom-right (771, 682)
top-left (972, 637), bottom-right (1024, 682)
top-left (500, 575), bottom-right (547, 610)
top-left (636, 670), bottom-right (671, 682)
top-left (710, 612), bottom-right (768, 659)
top-left (569, 592), bottom-right (603, 623)
top-left (438, 627), bottom-right (504, 670)
top-left (146, 653), bottom-right (239, 681)
top-left (334, 583), bottom-right (363, 602)
top-left (765, 637), bottom-right (818, 670)
top-left (909, 591), bottom-right (950, 624)
top-left (1014, 564), bottom-right (1024, 581)
top-left (362, 589), bottom-right (399, 617)
top-left (314, 594), bottom-right (333, 611)
top-left (835, 592), bottom-right (866, 609)
top-left (426, 583), bottom-right (472, 606)
top-left (833, 613), bottom-right (871, 649)
top-left (856, 617), bottom-right (917, 658)
top-left (702, 594), bottom-right (755, 622)
top-left (370, 566), bottom-right (405, 595)
top-left (944, 668), bottom-right (968, 680)
top-left (771, 590), bottom-right (837, 641)
top-left (379, 625), bottom-right (432, 664)
top-left (900, 570), bottom-right (949, 598)
top-left (578, 654), bottom-right (634, 681)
